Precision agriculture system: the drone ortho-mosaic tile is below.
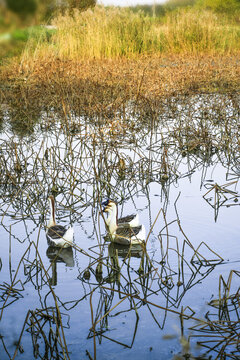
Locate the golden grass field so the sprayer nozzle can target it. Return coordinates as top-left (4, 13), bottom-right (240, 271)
top-left (1, 6), bottom-right (240, 112)
top-left (26, 7), bottom-right (240, 60)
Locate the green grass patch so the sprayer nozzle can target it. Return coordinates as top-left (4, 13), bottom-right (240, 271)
top-left (0, 25), bottom-right (56, 64)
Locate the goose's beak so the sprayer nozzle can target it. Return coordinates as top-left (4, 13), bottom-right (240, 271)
top-left (103, 205), bottom-right (110, 213)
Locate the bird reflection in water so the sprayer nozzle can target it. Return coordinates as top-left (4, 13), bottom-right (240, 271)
top-left (107, 242), bottom-right (144, 283)
top-left (46, 246), bottom-right (74, 286)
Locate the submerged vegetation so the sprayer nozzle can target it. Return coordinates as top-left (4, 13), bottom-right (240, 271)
top-left (0, 92), bottom-right (239, 359)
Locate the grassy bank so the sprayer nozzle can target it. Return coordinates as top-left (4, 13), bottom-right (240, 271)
top-left (19, 6), bottom-right (240, 64)
top-left (0, 6), bottom-right (239, 115)
top-left (0, 26), bottom-right (56, 64)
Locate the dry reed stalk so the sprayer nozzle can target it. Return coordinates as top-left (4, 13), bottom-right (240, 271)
top-left (1, 55), bottom-right (240, 119)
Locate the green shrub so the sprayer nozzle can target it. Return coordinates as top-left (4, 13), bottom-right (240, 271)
top-left (196, 0), bottom-right (240, 13)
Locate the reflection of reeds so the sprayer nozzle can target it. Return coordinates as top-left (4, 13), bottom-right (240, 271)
top-left (189, 270), bottom-right (240, 359)
top-left (26, 307), bottom-right (71, 360)
top-left (0, 94), bottom-right (239, 217)
top-left (0, 241), bottom-right (71, 359)
top-left (203, 180), bottom-right (239, 221)
top-left (0, 93), bottom-right (239, 359)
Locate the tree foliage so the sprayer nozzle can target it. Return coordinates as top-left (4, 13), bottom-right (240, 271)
top-left (6, 0), bottom-right (37, 18)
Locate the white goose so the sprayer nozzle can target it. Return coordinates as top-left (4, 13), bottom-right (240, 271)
top-left (102, 199), bottom-right (140, 228)
top-left (46, 195), bottom-right (74, 248)
top-left (102, 199), bottom-right (145, 245)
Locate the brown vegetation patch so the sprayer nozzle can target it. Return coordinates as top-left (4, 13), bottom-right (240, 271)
top-left (1, 55), bottom-right (239, 115)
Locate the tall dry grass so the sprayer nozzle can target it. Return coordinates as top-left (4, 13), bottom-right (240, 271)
top-left (52, 7), bottom-right (154, 58)
top-left (20, 6), bottom-right (240, 65)
top-left (160, 9), bottom-right (240, 53)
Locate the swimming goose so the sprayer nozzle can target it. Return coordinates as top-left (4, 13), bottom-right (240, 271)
top-left (46, 195), bottom-right (74, 248)
top-left (102, 199), bottom-right (140, 228)
top-left (102, 200), bottom-right (145, 245)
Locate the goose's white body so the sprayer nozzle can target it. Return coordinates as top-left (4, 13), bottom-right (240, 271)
top-left (103, 200), bottom-right (145, 245)
top-left (113, 225), bottom-right (146, 245)
top-left (46, 196), bottom-right (74, 248)
top-left (106, 212), bottom-right (140, 228)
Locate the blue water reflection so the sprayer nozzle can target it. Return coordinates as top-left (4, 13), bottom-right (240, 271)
top-left (0, 94), bottom-right (239, 359)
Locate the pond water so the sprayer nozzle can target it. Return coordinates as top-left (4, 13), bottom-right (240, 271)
top-left (0, 94), bottom-right (240, 359)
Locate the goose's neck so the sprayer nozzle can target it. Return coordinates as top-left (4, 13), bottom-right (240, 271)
top-left (107, 204), bottom-right (118, 235)
top-left (105, 211), bottom-right (112, 226)
top-left (48, 197), bottom-right (56, 227)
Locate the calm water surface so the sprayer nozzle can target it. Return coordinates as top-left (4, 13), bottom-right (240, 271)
top-left (0, 94), bottom-right (239, 359)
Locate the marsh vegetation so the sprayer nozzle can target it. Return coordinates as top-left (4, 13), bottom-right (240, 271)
top-left (0, 1), bottom-right (240, 359)
top-left (0, 92), bottom-right (240, 359)
top-left (1, 4), bottom-right (239, 102)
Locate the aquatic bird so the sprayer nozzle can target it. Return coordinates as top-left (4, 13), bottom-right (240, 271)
top-left (102, 199), bottom-right (145, 245)
top-left (46, 195), bottom-right (74, 248)
top-left (102, 199), bottom-right (140, 228)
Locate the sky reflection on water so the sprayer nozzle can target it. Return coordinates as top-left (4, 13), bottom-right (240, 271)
top-left (0, 93), bottom-right (239, 359)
